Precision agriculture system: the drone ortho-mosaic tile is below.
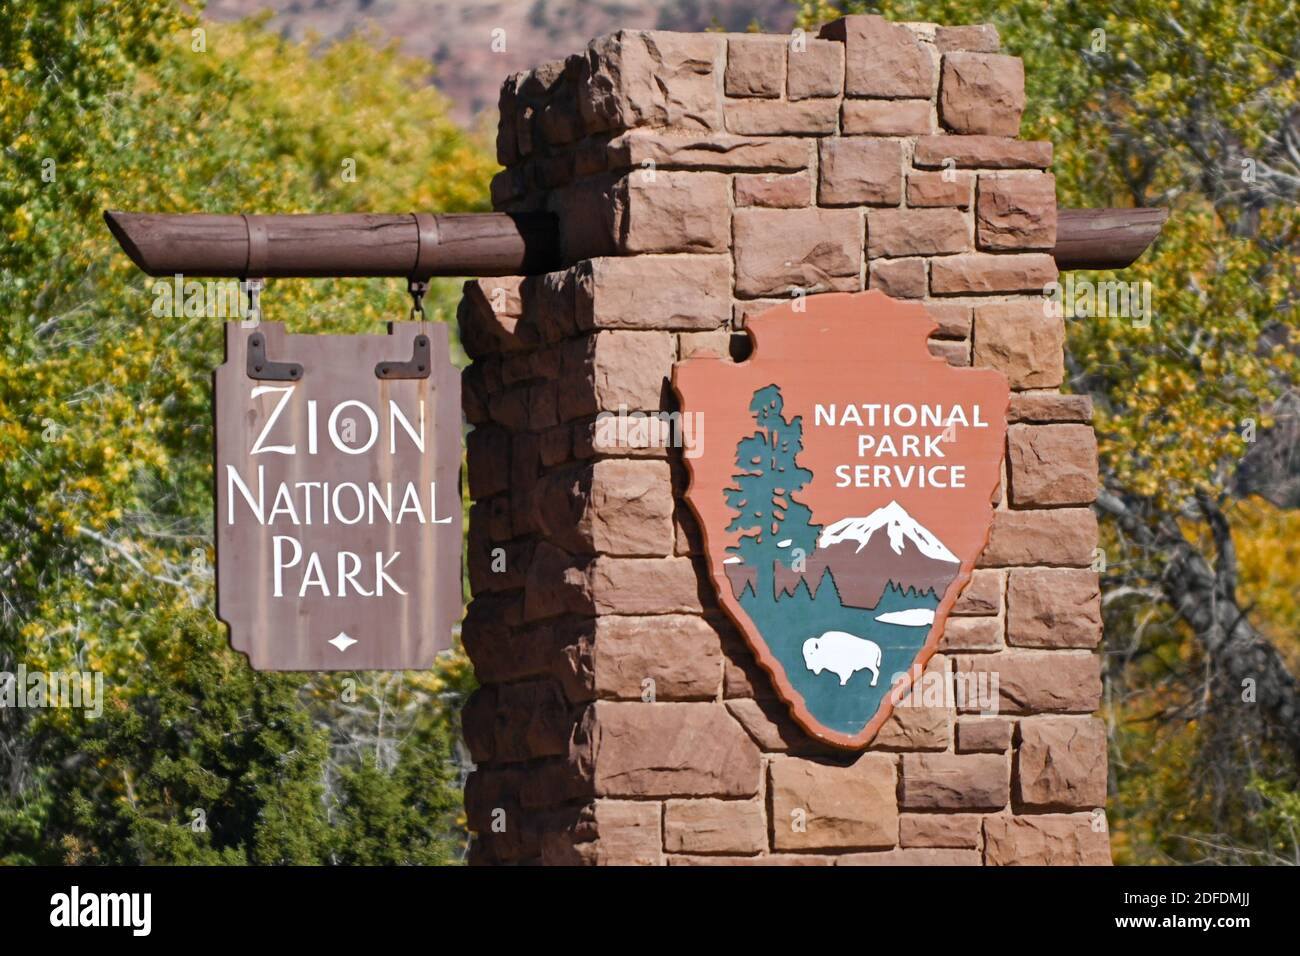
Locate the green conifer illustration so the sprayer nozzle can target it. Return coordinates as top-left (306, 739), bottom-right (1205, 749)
top-left (725, 385), bottom-right (821, 599)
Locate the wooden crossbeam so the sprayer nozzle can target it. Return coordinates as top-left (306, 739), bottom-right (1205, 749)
top-left (104, 207), bottom-right (1166, 279)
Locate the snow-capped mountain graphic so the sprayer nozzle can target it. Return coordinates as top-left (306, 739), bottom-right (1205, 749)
top-left (818, 501), bottom-right (960, 563)
top-left (763, 500), bottom-right (962, 610)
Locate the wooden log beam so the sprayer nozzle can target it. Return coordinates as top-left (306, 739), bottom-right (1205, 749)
top-left (105, 207), bottom-right (1166, 278)
top-left (104, 210), bottom-right (560, 279)
top-left (1052, 207), bottom-right (1169, 270)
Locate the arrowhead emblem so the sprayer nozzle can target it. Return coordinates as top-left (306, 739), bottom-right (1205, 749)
top-left (673, 292), bottom-right (1010, 749)
top-left (328, 631), bottom-right (358, 653)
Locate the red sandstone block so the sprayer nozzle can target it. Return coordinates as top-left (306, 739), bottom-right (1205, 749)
top-left (605, 130), bottom-right (811, 172)
top-left (1007, 568), bottom-right (1102, 648)
top-left (551, 175), bottom-right (620, 260)
top-left (678, 328), bottom-right (732, 360)
top-left (928, 338), bottom-right (970, 367)
top-left (735, 171), bottom-right (811, 208)
top-left (836, 848), bottom-right (981, 865)
top-left (914, 135), bottom-right (1052, 169)
top-left (486, 386), bottom-right (531, 431)
top-left (977, 172), bottom-right (1057, 251)
top-left (819, 137), bottom-right (904, 206)
top-left (464, 615), bottom-right (567, 690)
top-left (591, 701), bottom-right (761, 798)
top-left (868, 207), bottom-right (969, 257)
top-left (980, 508), bottom-right (1099, 567)
top-left (873, 709), bottom-right (952, 755)
top-left (496, 73), bottom-right (521, 166)
top-left (467, 528), bottom-right (529, 596)
top-left (972, 300), bottom-right (1065, 389)
top-left (458, 276), bottom-right (527, 357)
top-left (955, 650), bottom-right (1103, 714)
top-left (490, 167), bottom-right (524, 207)
top-left (1007, 423), bottom-right (1099, 505)
top-left (522, 541), bottom-right (591, 622)
top-left (734, 207), bottom-right (862, 297)
top-left (724, 696), bottom-right (834, 756)
top-left (588, 613), bottom-right (724, 700)
top-left (907, 170), bottom-right (973, 208)
top-left (951, 568), bottom-right (1001, 615)
top-left (983, 813), bottom-right (1111, 865)
top-left (615, 170), bottom-right (732, 253)
top-left (870, 258), bottom-right (927, 298)
top-left (725, 98), bottom-right (840, 135)
top-left (819, 15), bottom-right (935, 98)
top-left (900, 753), bottom-right (1009, 810)
top-left (490, 679), bottom-right (575, 762)
top-left (899, 814), bottom-right (982, 848)
top-left (532, 458), bottom-right (675, 557)
top-left (1015, 716), bottom-right (1109, 809)
top-left (466, 426), bottom-right (511, 499)
top-left (931, 253), bottom-right (1057, 294)
top-left (940, 616), bottom-right (1003, 652)
top-left (588, 800), bottom-right (664, 865)
top-left (664, 798), bottom-right (767, 855)
top-left (669, 854), bottom-right (835, 866)
top-left (725, 36), bottom-right (785, 98)
top-left (922, 301), bottom-right (973, 339)
top-left (461, 363), bottom-right (491, 425)
top-left (588, 555), bottom-right (705, 615)
top-left (770, 753), bottom-right (899, 850)
top-left (574, 256), bottom-right (731, 331)
top-left (1007, 392), bottom-right (1093, 423)
top-left (841, 99), bottom-right (933, 135)
top-left (461, 686), bottom-right (498, 763)
top-left (518, 747), bottom-right (599, 809)
top-left (956, 717), bottom-right (1013, 753)
top-left (936, 24), bottom-right (1001, 53)
top-left (940, 52), bottom-right (1026, 136)
top-left (580, 31), bottom-right (723, 134)
top-left (557, 330), bottom-right (674, 420)
top-left (787, 38), bottom-right (844, 99)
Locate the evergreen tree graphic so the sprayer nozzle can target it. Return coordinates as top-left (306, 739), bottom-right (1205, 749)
top-left (725, 385), bottom-right (821, 600)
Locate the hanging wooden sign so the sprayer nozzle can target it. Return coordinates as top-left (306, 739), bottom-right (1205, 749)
top-left (215, 321), bottom-right (462, 671)
top-left (674, 291), bottom-right (1009, 749)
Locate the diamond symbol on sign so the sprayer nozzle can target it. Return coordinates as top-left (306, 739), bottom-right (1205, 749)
top-left (329, 632), bottom-right (357, 653)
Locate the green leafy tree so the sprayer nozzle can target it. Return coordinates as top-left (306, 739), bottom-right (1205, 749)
top-left (795, 0), bottom-right (1299, 863)
top-left (0, 0), bottom-right (489, 863)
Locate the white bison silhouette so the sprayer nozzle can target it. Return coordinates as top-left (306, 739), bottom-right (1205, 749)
top-left (802, 631), bottom-right (882, 687)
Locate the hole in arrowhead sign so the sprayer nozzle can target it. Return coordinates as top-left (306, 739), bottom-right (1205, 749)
top-left (674, 292), bottom-right (1010, 749)
top-left (215, 322), bottom-right (462, 671)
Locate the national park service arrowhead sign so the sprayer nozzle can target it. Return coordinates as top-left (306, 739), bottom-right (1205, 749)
top-left (215, 321), bottom-right (462, 671)
top-left (674, 291), bottom-right (1010, 749)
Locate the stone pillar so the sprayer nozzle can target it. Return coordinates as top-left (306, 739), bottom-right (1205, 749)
top-left (460, 15), bottom-right (1110, 865)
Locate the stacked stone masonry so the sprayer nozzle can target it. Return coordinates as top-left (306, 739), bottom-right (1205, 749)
top-left (462, 15), bottom-right (1110, 865)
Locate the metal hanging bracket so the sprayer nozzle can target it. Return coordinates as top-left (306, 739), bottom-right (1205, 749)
top-left (376, 333), bottom-right (431, 380)
top-left (246, 331), bottom-right (303, 381)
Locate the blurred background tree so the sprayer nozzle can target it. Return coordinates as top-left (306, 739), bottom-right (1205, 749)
top-left (0, 0), bottom-right (490, 863)
top-left (798, 0), bottom-right (1298, 863)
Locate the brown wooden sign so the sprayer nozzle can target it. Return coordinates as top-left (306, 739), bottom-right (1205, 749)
top-left (674, 291), bottom-right (1009, 749)
top-left (215, 321), bottom-right (462, 670)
